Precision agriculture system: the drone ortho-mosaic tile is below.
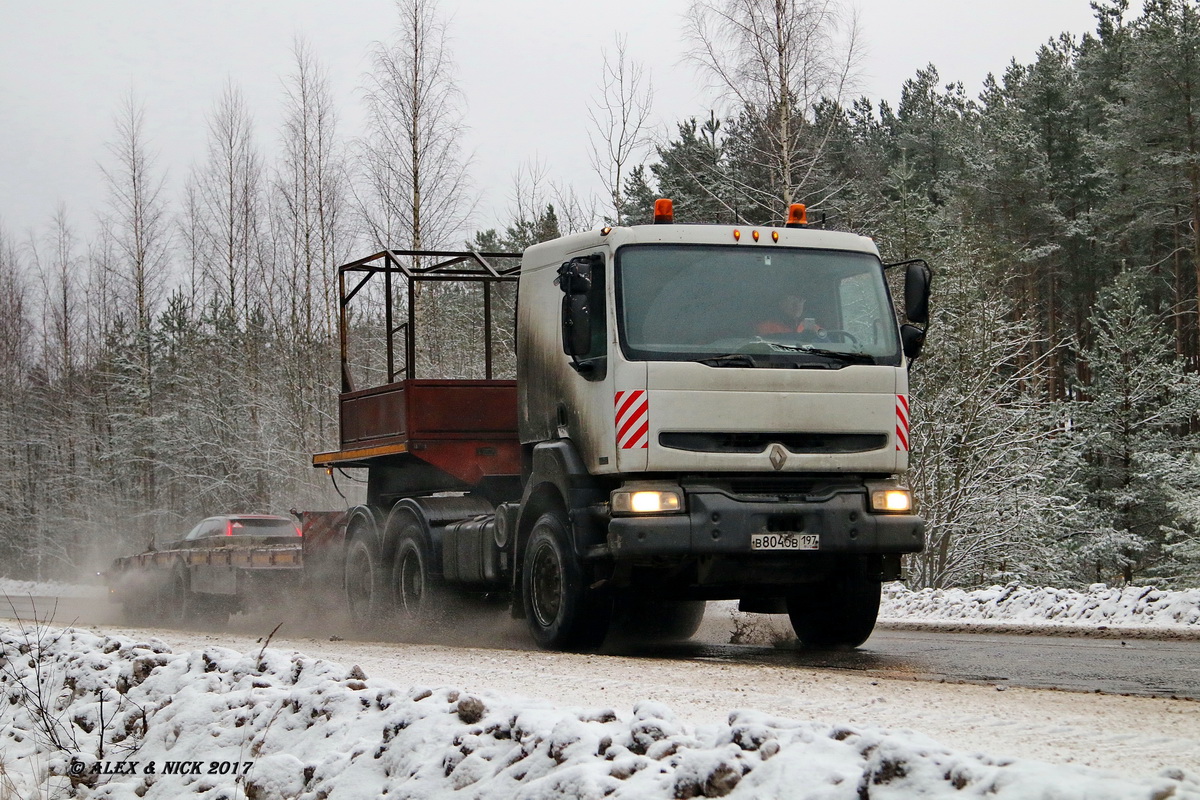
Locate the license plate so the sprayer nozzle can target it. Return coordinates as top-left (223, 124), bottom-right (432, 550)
top-left (751, 533), bottom-right (819, 550)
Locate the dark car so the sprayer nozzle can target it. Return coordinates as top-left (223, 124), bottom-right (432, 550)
top-left (178, 514), bottom-right (301, 545)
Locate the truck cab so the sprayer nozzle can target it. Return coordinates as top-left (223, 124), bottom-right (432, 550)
top-left (511, 211), bottom-right (928, 649)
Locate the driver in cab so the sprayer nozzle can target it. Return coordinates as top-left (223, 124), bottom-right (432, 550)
top-left (757, 293), bottom-right (825, 336)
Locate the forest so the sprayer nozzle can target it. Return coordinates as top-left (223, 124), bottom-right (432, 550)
top-left (0, 0), bottom-right (1197, 590)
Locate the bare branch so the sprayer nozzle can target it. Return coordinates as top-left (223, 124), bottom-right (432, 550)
top-left (587, 35), bottom-right (655, 224)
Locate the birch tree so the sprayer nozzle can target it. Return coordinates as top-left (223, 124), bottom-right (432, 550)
top-left (359, 0), bottom-right (471, 252)
top-left (0, 225), bottom-right (33, 573)
top-left (189, 81), bottom-right (265, 326)
top-left (357, 0), bottom-right (473, 380)
top-left (31, 206), bottom-right (81, 385)
top-left (93, 94), bottom-right (174, 540)
top-left (269, 37), bottom-right (349, 468)
top-left (99, 92), bottom-right (172, 346)
top-left (587, 35), bottom-right (654, 224)
top-left (273, 37), bottom-right (347, 342)
top-left (684, 0), bottom-right (862, 221)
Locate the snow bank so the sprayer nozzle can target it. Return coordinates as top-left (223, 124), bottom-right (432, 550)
top-left (880, 582), bottom-right (1200, 629)
top-left (2, 622), bottom-right (1197, 799)
top-left (709, 581), bottom-right (1200, 647)
top-left (0, 577), bottom-right (104, 599)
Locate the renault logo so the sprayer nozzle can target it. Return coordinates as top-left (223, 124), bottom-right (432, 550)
top-left (769, 443), bottom-right (788, 471)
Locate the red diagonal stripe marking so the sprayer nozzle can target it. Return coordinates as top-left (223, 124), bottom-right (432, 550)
top-left (617, 399), bottom-right (648, 440)
top-left (625, 420), bottom-right (650, 449)
top-left (616, 391), bottom-right (642, 420)
top-left (617, 412), bottom-right (641, 441)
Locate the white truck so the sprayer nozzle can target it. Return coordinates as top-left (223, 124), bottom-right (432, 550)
top-left (308, 200), bottom-right (931, 650)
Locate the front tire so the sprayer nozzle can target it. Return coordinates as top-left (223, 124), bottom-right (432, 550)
top-left (786, 563), bottom-right (881, 648)
top-left (522, 510), bottom-right (611, 651)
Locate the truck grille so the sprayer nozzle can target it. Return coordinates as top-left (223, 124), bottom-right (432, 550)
top-left (659, 431), bottom-right (887, 455)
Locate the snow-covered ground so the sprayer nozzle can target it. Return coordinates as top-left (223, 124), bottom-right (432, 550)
top-left (881, 582), bottom-right (1200, 630)
top-left (2, 579), bottom-right (1199, 798)
top-left (693, 581), bottom-right (1200, 647)
top-left (0, 578), bottom-right (106, 600)
top-left (1, 620), bottom-right (1197, 800)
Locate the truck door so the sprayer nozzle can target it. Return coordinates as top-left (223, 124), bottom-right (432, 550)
top-left (558, 251), bottom-right (625, 473)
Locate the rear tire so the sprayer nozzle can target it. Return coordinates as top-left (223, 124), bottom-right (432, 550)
top-left (344, 535), bottom-right (387, 629)
top-left (786, 565), bottom-right (881, 648)
top-left (165, 565), bottom-right (197, 628)
top-left (522, 509), bottom-right (611, 651)
top-left (390, 508), bottom-right (443, 624)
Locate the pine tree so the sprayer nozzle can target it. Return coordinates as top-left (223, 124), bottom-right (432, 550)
top-left (906, 228), bottom-right (1074, 588)
top-left (1070, 266), bottom-right (1200, 584)
top-left (647, 115), bottom-right (734, 223)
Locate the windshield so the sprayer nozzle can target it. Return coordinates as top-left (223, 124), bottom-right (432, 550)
top-left (184, 517), bottom-right (298, 540)
top-left (616, 244), bottom-right (901, 367)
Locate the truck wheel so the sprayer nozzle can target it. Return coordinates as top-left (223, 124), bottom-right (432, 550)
top-left (391, 510), bottom-right (443, 624)
top-left (166, 565), bottom-right (197, 628)
top-left (344, 536), bottom-right (385, 628)
top-left (522, 510), bottom-right (611, 651)
top-left (786, 569), bottom-right (881, 648)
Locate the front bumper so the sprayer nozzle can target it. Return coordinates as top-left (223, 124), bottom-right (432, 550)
top-left (606, 487), bottom-right (924, 558)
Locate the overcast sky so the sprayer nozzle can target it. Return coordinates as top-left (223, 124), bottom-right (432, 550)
top-left (1, 0), bottom-right (1100, 244)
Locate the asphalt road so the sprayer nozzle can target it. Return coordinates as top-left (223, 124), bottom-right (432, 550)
top-left (640, 629), bottom-right (1200, 700)
top-left (4, 593), bottom-right (1198, 701)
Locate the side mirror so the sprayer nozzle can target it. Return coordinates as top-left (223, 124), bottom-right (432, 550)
top-left (904, 260), bottom-right (932, 324)
top-left (901, 324), bottom-right (926, 361)
top-left (557, 256), bottom-right (597, 295)
top-left (558, 255), bottom-right (600, 357)
top-left (557, 254), bottom-right (607, 379)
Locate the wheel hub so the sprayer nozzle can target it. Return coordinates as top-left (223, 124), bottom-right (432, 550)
top-left (529, 541), bottom-right (563, 628)
top-left (398, 550), bottom-right (423, 614)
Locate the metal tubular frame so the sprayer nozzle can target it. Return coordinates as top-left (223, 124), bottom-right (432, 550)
top-left (336, 249), bottom-right (522, 391)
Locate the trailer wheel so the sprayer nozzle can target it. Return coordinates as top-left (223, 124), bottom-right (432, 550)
top-left (165, 564), bottom-right (198, 628)
top-left (522, 509), bottom-right (611, 651)
top-left (391, 510), bottom-right (443, 624)
top-left (786, 566), bottom-right (881, 648)
top-left (344, 536), bottom-right (384, 628)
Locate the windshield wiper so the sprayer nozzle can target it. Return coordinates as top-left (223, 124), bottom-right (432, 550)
top-left (799, 347), bottom-right (874, 364)
top-left (759, 341), bottom-right (876, 366)
top-left (696, 354), bottom-right (757, 368)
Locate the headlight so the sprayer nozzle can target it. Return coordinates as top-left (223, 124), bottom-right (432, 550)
top-left (611, 488), bottom-right (684, 515)
top-left (869, 488), bottom-right (913, 513)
